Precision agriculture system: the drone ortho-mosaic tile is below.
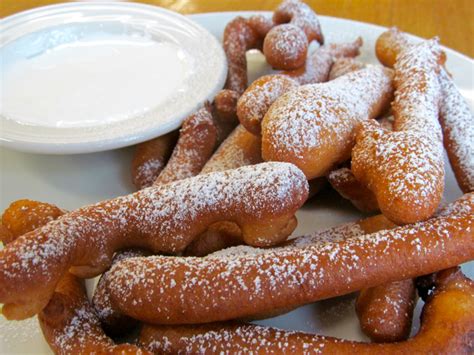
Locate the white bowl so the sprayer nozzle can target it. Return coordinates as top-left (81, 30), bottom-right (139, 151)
top-left (0, 2), bottom-right (227, 154)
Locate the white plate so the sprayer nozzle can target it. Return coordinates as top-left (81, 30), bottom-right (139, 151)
top-left (0, 3), bottom-right (227, 154)
top-left (0, 11), bottom-right (473, 354)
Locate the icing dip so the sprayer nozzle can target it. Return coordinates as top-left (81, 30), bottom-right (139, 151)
top-left (1, 35), bottom-right (191, 128)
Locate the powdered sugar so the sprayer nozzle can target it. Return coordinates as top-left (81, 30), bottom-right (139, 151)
top-left (275, 0), bottom-right (324, 44)
top-left (142, 324), bottom-right (350, 354)
top-left (438, 68), bottom-right (474, 192)
top-left (0, 162), bottom-right (308, 315)
top-left (155, 106), bottom-right (216, 184)
top-left (265, 24), bottom-right (308, 63)
top-left (262, 65), bottom-right (393, 178)
top-left (355, 122), bottom-right (444, 205)
top-left (237, 74), bottom-right (298, 133)
top-left (393, 39), bottom-right (443, 142)
top-left (106, 194), bottom-right (472, 324)
top-left (201, 125), bottom-right (262, 173)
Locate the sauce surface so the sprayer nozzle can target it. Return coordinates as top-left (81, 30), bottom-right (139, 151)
top-left (1, 35), bottom-right (191, 127)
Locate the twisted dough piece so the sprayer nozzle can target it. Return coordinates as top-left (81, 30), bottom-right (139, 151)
top-left (187, 125), bottom-right (326, 257)
top-left (184, 125), bottom-right (263, 256)
top-left (353, 40), bottom-right (445, 224)
top-left (376, 28), bottom-right (473, 193)
top-left (135, 268), bottom-right (473, 354)
top-left (237, 39), bottom-right (363, 135)
top-left (285, 38), bottom-right (363, 85)
top-left (153, 105), bottom-right (217, 185)
top-left (101, 214), bottom-right (394, 327)
top-left (211, 15), bottom-right (275, 142)
top-left (263, 0), bottom-right (324, 70)
top-left (0, 162), bottom-right (308, 320)
top-left (223, 16), bottom-right (274, 95)
top-left (131, 131), bottom-right (178, 189)
top-left (39, 273), bottom-right (149, 355)
top-left (1, 200), bottom-right (146, 338)
top-left (0, 200), bottom-right (147, 354)
top-left (105, 193), bottom-right (473, 325)
top-left (262, 65), bottom-right (393, 179)
top-left (356, 279), bottom-right (417, 343)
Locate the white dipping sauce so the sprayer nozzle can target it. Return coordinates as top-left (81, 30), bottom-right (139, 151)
top-left (1, 35), bottom-right (191, 127)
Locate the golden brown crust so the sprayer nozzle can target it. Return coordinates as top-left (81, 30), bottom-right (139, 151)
top-left (375, 27), bottom-right (412, 68)
top-left (131, 131), bottom-right (178, 190)
top-left (185, 125), bottom-right (264, 256)
top-left (263, 24), bottom-right (308, 70)
top-left (1, 200), bottom-right (146, 354)
top-left (438, 69), bottom-right (474, 193)
top-left (184, 222), bottom-right (244, 257)
top-left (262, 0), bottom-right (325, 70)
top-left (105, 193), bottom-right (473, 325)
top-left (356, 279), bottom-right (417, 342)
top-left (375, 27), bottom-right (446, 70)
top-left (39, 273), bottom-right (148, 355)
top-left (237, 75), bottom-right (299, 135)
top-left (237, 38), bottom-right (364, 136)
top-left (0, 162), bottom-right (308, 320)
top-left (262, 66), bottom-right (393, 179)
top-left (353, 40), bottom-right (445, 224)
top-left (223, 16), bottom-right (273, 95)
top-left (201, 125), bottom-right (263, 174)
top-left (153, 105), bottom-right (217, 185)
top-left (1, 199), bottom-right (64, 241)
top-left (138, 268), bottom-right (474, 354)
top-left (0, 222), bottom-right (14, 245)
top-left (376, 28), bottom-right (473, 194)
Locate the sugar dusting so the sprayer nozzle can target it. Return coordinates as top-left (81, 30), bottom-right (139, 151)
top-left (143, 324), bottom-right (353, 354)
top-left (0, 162), bottom-right (308, 309)
top-left (393, 39), bottom-right (443, 142)
top-left (155, 106), bottom-right (216, 184)
top-left (263, 66), bottom-right (392, 166)
top-left (275, 0), bottom-right (324, 43)
top-left (352, 40), bottom-right (445, 219)
top-left (438, 68), bottom-right (474, 192)
top-left (201, 125), bottom-right (262, 174)
top-left (354, 122), bottom-right (444, 208)
top-left (106, 193), bottom-right (472, 324)
top-left (52, 304), bottom-right (113, 353)
top-left (265, 24), bottom-right (308, 62)
top-left (135, 159), bottom-right (164, 189)
top-left (238, 75), bottom-right (298, 130)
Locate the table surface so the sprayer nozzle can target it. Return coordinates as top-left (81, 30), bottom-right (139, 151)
top-left (1, 0), bottom-right (473, 58)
